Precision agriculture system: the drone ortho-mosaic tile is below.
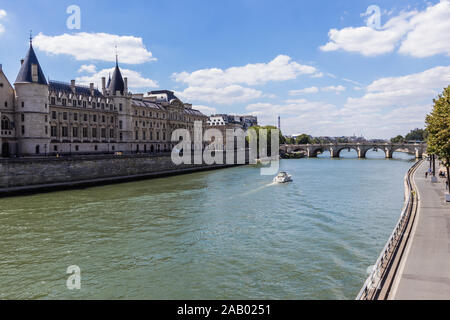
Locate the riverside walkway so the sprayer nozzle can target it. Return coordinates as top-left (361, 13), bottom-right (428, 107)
top-left (389, 160), bottom-right (450, 299)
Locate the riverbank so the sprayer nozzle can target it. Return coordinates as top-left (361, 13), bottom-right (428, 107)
top-left (0, 153), bottom-right (245, 197)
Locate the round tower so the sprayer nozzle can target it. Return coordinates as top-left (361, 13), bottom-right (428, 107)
top-left (14, 38), bottom-right (50, 156)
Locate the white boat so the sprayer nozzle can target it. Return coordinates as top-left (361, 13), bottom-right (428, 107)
top-left (273, 172), bottom-right (293, 183)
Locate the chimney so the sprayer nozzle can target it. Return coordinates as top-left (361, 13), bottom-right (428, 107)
top-left (101, 77), bottom-right (106, 94)
top-left (71, 80), bottom-right (76, 93)
top-left (124, 77), bottom-right (128, 95)
top-left (90, 83), bottom-right (94, 96)
top-left (20, 59), bottom-right (24, 65)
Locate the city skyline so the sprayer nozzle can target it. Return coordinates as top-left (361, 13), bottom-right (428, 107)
top-left (0, 0), bottom-right (449, 138)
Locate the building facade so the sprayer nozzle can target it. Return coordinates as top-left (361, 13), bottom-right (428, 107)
top-left (0, 40), bottom-right (208, 157)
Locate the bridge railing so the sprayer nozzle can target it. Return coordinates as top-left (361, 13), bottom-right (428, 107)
top-left (356, 159), bottom-right (422, 300)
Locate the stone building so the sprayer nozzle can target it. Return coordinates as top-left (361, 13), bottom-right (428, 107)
top-left (0, 40), bottom-right (207, 157)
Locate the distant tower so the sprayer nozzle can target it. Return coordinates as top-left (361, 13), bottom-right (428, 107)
top-left (14, 35), bottom-right (50, 156)
top-left (278, 116), bottom-right (281, 130)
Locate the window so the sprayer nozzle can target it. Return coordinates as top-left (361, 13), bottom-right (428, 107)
top-left (92, 102), bottom-right (96, 108)
top-left (150, 131), bottom-right (153, 140)
top-left (92, 128), bottom-right (97, 138)
top-left (110, 129), bottom-right (114, 138)
top-left (119, 121), bottom-right (123, 129)
top-left (84, 114), bottom-right (88, 121)
top-left (83, 127), bottom-right (88, 138)
top-left (62, 127), bottom-right (68, 137)
top-left (163, 132), bottom-right (166, 141)
top-left (21, 114), bottom-right (24, 122)
top-left (62, 99), bottom-right (66, 106)
top-left (45, 115), bottom-right (48, 122)
top-left (51, 97), bottom-right (56, 105)
top-left (73, 127), bottom-right (78, 138)
top-left (135, 131), bottom-right (139, 140)
top-left (94, 145), bottom-right (98, 151)
top-left (4, 101), bottom-right (6, 107)
top-left (52, 111), bottom-right (57, 119)
top-left (119, 103), bottom-right (122, 111)
top-left (75, 145), bottom-right (79, 151)
top-left (21, 125), bottom-right (25, 135)
top-left (63, 112), bottom-right (67, 120)
top-left (157, 131), bottom-right (160, 141)
top-left (22, 101), bottom-right (24, 108)
top-left (93, 115), bottom-right (97, 122)
top-left (120, 133), bottom-right (123, 141)
top-left (51, 126), bottom-right (57, 137)
top-left (102, 115), bottom-right (105, 123)
top-left (83, 101), bottom-right (87, 108)
top-left (1, 116), bottom-right (11, 130)
top-left (74, 113), bottom-right (78, 121)
top-left (110, 116), bottom-right (114, 123)
top-left (72, 100), bottom-right (76, 107)
top-left (143, 131), bottom-right (146, 140)
top-left (54, 145), bottom-right (58, 152)
top-left (45, 126), bottom-right (48, 135)
top-left (101, 128), bottom-right (106, 138)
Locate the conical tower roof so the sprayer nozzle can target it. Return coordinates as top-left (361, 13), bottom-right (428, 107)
top-left (15, 39), bottom-right (47, 85)
top-left (108, 56), bottom-right (124, 95)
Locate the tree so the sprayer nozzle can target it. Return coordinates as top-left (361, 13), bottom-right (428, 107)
top-left (405, 128), bottom-right (427, 141)
top-left (246, 125), bottom-right (283, 157)
top-left (390, 135), bottom-right (405, 143)
top-left (426, 86), bottom-right (450, 193)
top-left (295, 134), bottom-right (312, 145)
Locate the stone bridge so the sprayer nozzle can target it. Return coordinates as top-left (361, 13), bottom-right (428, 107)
top-left (280, 142), bottom-right (426, 159)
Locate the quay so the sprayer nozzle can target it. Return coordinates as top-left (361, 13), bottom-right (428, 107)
top-left (358, 160), bottom-right (450, 299)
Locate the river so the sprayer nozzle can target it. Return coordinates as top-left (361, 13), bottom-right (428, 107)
top-left (0, 150), bottom-right (415, 299)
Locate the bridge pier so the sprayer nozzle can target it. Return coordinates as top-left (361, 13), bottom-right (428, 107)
top-left (357, 147), bottom-right (366, 159)
top-left (385, 149), bottom-right (393, 159)
top-left (415, 149), bottom-right (423, 159)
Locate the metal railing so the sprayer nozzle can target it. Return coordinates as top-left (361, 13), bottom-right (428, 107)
top-left (356, 159), bottom-right (422, 300)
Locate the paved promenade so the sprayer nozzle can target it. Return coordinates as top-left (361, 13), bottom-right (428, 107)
top-left (390, 160), bottom-right (450, 299)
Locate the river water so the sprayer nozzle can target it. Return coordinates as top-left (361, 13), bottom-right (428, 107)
top-left (0, 150), bottom-right (415, 299)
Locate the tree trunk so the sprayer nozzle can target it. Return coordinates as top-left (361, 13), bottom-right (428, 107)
top-left (447, 165), bottom-right (450, 193)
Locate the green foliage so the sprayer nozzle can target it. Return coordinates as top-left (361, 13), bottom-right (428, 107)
top-left (295, 134), bottom-right (312, 145)
top-left (390, 135), bottom-right (405, 143)
top-left (405, 128), bottom-right (427, 141)
top-left (426, 86), bottom-right (450, 165)
top-left (426, 85), bottom-right (450, 191)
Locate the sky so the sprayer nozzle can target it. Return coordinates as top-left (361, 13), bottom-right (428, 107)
top-left (0, 0), bottom-right (449, 139)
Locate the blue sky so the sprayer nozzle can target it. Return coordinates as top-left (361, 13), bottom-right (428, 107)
top-left (0, 0), bottom-right (449, 138)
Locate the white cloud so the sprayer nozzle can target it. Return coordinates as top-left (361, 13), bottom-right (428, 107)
top-left (320, 10), bottom-right (416, 56)
top-left (290, 85), bottom-right (345, 96)
top-left (322, 85), bottom-right (346, 93)
top-left (289, 87), bottom-right (319, 95)
top-left (172, 55), bottom-right (317, 88)
top-left (398, 1), bottom-right (450, 57)
top-left (192, 105), bottom-right (217, 115)
top-left (0, 9), bottom-right (6, 35)
top-left (245, 66), bottom-right (446, 138)
top-left (344, 65), bottom-right (450, 112)
top-left (77, 64), bottom-right (97, 74)
top-left (76, 67), bottom-right (158, 89)
top-left (320, 1), bottom-right (450, 58)
top-left (175, 85), bottom-right (262, 105)
top-left (34, 32), bottom-right (156, 64)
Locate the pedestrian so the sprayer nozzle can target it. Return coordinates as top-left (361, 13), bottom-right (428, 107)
top-left (425, 171), bottom-right (428, 179)
top-left (446, 180), bottom-right (449, 191)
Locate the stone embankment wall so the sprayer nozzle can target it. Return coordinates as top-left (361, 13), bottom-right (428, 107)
top-left (0, 152), bottom-right (243, 195)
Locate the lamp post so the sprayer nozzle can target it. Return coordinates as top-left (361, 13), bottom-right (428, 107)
top-left (431, 154), bottom-right (438, 183)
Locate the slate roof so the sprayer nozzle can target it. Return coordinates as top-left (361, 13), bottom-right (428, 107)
top-left (108, 61), bottom-right (125, 95)
top-left (15, 42), bottom-right (47, 85)
top-left (49, 81), bottom-right (103, 97)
